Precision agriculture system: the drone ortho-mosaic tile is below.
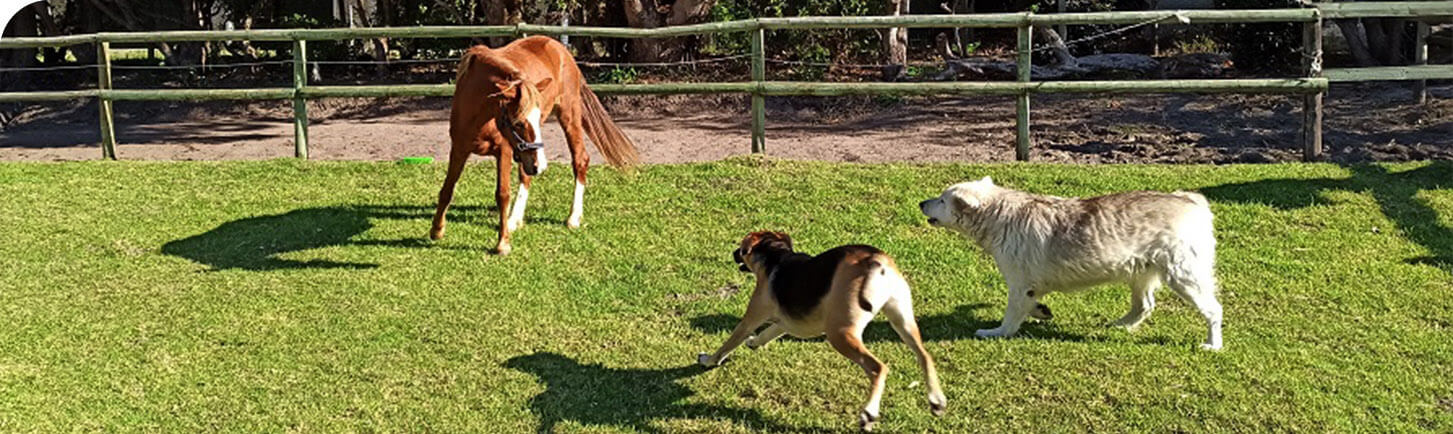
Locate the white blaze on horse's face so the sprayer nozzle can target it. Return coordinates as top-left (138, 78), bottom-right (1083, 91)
top-left (525, 107), bottom-right (546, 175)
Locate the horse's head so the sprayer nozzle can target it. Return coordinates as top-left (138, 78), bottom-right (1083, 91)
top-left (491, 74), bottom-right (554, 176)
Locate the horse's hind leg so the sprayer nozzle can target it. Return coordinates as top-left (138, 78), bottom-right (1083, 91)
top-left (430, 147), bottom-right (470, 240)
top-left (558, 103), bottom-right (589, 228)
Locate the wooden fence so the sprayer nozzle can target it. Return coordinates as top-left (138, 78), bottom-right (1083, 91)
top-left (1, 2), bottom-right (1451, 161)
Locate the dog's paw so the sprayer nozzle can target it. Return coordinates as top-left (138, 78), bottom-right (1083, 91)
top-left (858, 410), bottom-right (880, 431)
top-left (974, 328), bottom-right (1009, 339)
top-left (928, 393), bottom-right (947, 416)
top-left (697, 352), bottom-right (724, 367)
top-left (1107, 313), bottom-right (1147, 330)
top-left (1199, 342), bottom-right (1223, 352)
top-left (1029, 303), bottom-right (1053, 320)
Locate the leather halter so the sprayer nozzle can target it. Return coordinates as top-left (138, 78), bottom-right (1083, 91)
top-left (495, 99), bottom-right (544, 161)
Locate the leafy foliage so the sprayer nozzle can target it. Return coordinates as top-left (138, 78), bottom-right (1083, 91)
top-left (1215, 0), bottom-right (1304, 74)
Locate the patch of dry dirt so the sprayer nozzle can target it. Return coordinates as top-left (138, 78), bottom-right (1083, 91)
top-left (1, 82), bottom-right (1449, 164)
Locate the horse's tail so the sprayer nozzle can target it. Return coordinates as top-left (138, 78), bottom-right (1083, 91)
top-left (578, 83), bottom-right (640, 169)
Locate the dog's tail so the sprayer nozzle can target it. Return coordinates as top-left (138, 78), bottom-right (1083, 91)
top-left (856, 254), bottom-right (900, 313)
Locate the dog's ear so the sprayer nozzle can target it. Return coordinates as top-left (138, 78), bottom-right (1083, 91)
top-left (739, 232), bottom-right (765, 255)
top-left (771, 231), bottom-right (793, 250)
top-left (979, 176), bottom-right (994, 185)
top-left (951, 193), bottom-right (980, 213)
top-left (533, 76), bottom-right (553, 91)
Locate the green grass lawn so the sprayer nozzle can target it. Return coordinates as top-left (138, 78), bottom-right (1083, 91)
top-left (1, 158), bottom-right (1450, 432)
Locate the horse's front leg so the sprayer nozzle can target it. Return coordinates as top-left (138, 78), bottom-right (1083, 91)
top-left (507, 168), bottom-right (532, 232)
top-left (567, 157), bottom-right (587, 229)
top-left (495, 154), bottom-right (514, 255)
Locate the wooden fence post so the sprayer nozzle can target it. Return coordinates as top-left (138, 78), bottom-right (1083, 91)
top-left (96, 41), bottom-right (116, 160)
top-left (1301, 14), bottom-right (1323, 161)
top-left (1414, 21), bottom-right (1429, 105)
top-left (292, 39), bottom-right (309, 159)
top-left (750, 26), bottom-right (766, 154)
top-left (1015, 21), bottom-right (1032, 161)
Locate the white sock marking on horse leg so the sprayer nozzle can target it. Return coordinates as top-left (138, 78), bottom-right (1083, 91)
top-left (567, 180), bottom-right (584, 228)
top-left (508, 183), bottom-right (529, 231)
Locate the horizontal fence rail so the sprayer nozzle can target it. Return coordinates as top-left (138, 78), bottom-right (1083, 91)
top-left (0, 2), bottom-right (1447, 161)
top-left (0, 8), bottom-right (1332, 48)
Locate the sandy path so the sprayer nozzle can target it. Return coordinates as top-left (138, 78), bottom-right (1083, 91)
top-left (2, 83), bottom-right (1450, 164)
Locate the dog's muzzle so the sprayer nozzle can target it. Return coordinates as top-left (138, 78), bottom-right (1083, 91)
top-left (919, 199), bottom-right (939, 224)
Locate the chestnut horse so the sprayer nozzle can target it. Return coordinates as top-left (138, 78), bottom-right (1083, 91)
top-left (431, 36), bottom-right (639, 255)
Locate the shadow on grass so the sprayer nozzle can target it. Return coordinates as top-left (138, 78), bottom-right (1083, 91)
top-left (1201, 162), bottom-right (1453, 271)
top-left (690, 302), bottom-right (1100, 343)
top-left (161, 204), bottom-right (490, 271)
top-left (504, 352), bottom-right (824, 433)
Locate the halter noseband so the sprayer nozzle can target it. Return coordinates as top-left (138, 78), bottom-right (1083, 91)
top-left (496, 99), bottom-right (544, 160)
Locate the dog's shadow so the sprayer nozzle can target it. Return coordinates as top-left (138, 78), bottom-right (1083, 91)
top-left (690, 303), bottom-right (1100, 343)
top-left (504, 352), bottom-right (828, 433)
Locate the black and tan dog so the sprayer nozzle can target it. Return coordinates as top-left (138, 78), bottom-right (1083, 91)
top-left (698, 231), bottom-right (946, 431)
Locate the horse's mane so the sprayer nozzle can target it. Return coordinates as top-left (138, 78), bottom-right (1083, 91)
top-left (455, 46), bottom-right (521, 83)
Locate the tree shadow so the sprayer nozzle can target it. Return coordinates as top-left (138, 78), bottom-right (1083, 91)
top-left (161, 204), bottom-right (490, 271)
top-left (690, 302), bottom-right (1100, 344)
top-left (504, 352), bottom-right (823, 433)
top-left (1200, 162), bottom-right (1453, 271)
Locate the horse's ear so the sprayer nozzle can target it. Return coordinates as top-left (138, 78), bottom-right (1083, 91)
top-left (533, 77), bottom-right (553, 91)
top-left (487, 78), bottom-right (522, 98)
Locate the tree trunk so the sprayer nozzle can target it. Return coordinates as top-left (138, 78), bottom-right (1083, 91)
top-left (349, 0), bottom-right (389, 73)
top-left (623, 0), bottom-right (665, 62)
top-left (484, 0), bottom-right (523, 47)
top-left (622, 0), bottom-right (716, 62)
top-left (1336, 19), bottom-right (1380, 67)
top-left (1, 3), bottom-right (40, 91)
top-left (882, 0), bottom-right (909, 80)
top-left (1036, 26), bottom-right (1076, 68)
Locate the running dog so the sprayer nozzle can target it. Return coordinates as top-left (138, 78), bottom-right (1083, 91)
top-left (919, 177), bottom-right (1224, 350)
top-left (698, 231), bottom-right (946, 431)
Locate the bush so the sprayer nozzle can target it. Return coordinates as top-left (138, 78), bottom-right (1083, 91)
top-left (1215, 0), bottom-right (1304, 75)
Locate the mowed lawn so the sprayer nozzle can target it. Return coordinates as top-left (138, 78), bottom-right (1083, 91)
top-left (0, 159), bottom-right (1450, 432)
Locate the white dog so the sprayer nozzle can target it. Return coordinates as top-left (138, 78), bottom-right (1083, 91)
top-left (920, 177), bottom-right (1224, 350)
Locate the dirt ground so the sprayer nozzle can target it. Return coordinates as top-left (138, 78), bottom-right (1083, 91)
top-left (1, 82), bottom-right (1450, 164)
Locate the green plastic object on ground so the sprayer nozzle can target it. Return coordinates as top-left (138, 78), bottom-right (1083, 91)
top-left (400, 156), bottom-right (434, 165)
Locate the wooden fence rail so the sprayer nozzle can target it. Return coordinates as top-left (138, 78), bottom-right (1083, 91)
top-left (0, 2), bottom-right (1448, 161)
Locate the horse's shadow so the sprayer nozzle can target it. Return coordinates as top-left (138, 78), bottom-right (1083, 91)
top-left (160, 204), bottom-right (491, 271)
top-left (504, 352), bottom-right (823, 433)
top-left (689, 302), bottom-right (1101, 343)
top-left (1200, 162), bottom-right (1453, 270)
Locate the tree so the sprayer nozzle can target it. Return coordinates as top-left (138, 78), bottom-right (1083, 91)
top-left (882, 0), bottom-right (909, 80)
top-left (620, 0), bottom-right (717, 62)
top-left (1330, 1), bottom-right (1414, 66)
